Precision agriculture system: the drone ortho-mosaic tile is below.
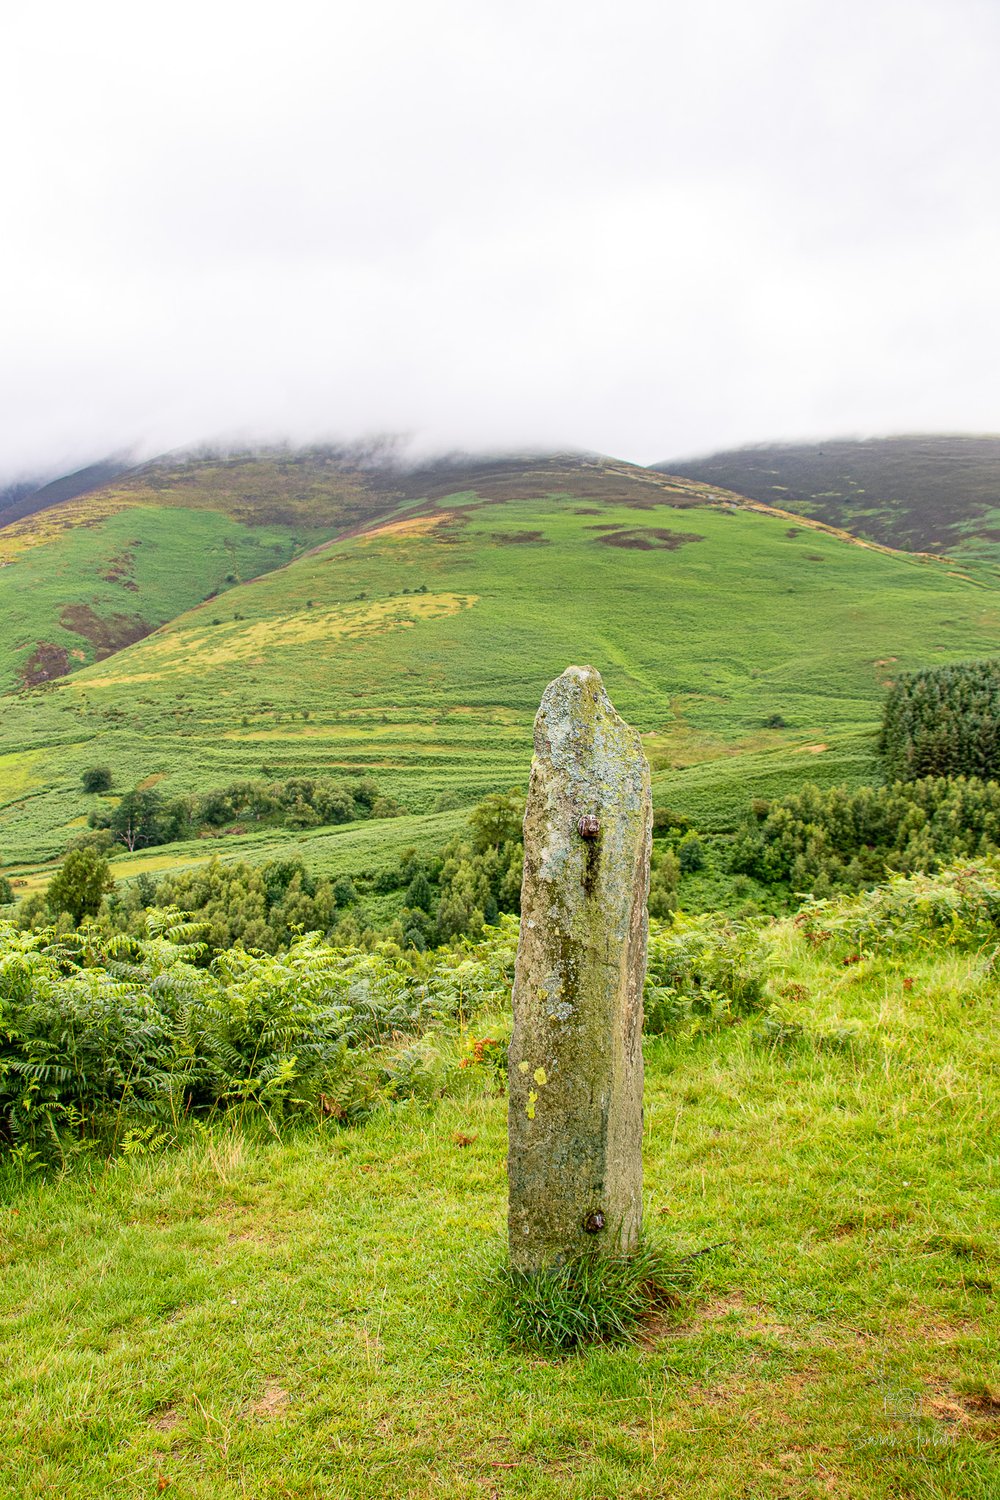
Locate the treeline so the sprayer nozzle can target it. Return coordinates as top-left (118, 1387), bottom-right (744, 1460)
top-left (22, 787), bottom-right (683, 953)
top-left (21, 791), bottom-right (529, 952)
top-left (878, 658), bottom-right (1000, 781)
top-left (730, 775), bottom-right (1000, 895)
top-left (79, 773), bottom-right (398, 853)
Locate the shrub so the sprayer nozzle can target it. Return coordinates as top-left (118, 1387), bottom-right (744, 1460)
top-left (648, 848), bottom-right (680, 919)
top-left (81, 766), bottom-right (112, 794)
top-left (677, 832), bottom-right (705, 873)
top-left (730, 776), bottom-right (1000, 893)
top-left (0, 916), bottom-right (472, 1159)
top-left (644, 913), bottom-right (769, 1033)
top-left (792, 861), bottom-right (1000, 955)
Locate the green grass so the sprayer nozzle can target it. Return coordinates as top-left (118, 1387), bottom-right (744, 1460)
top-left (486, 1238), bottom-right (690, 1351)
top-left (1, 916), bottom-right (997, 1497)
top-left (2, 471), bottom-right (999, 879)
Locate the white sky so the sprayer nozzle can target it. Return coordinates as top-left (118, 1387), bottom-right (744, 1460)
top-left (2, 0), bottom-right (999, 480)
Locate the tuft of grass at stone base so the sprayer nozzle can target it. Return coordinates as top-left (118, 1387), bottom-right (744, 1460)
top-left (485, 1238), bottom-right (691, 1352)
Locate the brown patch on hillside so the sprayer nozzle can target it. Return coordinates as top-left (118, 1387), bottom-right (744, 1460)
top-left (490, 530), bottom-right (548, 545)
top-left (58, 604), bottom-right (152, 658)
top-left (359, 514), bottom-right (445, 542)
top-left (594, 527), bottom-right (704, 551)
top-left (431, 511), bottom-right (472, 545)
top-left (18, 642), bottom-right (72, 686)
top-left (99, 542), bottom-right (141, 590)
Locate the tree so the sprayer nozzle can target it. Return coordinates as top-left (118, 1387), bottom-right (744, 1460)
top-left (47, 849), bottom-right (115, 924)
top-left (110, 788), bottom-right (166, 851)
top-left (81, 766), bottom-right (112, 794)
top-left (677, 832), bottom-right (705, 873)
top-left (469, 789), bottom-right (524, 852)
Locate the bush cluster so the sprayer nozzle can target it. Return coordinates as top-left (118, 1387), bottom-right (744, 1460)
top-left (791, 860), bottom-right (1000, 955)
top-left (0, 913), bottom-right (505, 1163)
top-left (730, 776), bottom-right (1000, 896)
top-left (644, 913), bottom-right (769, 1032)
top-left (362, 790), bottom-right (526, 949)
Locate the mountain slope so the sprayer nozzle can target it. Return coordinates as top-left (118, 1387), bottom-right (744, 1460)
top-left (657, 435), bottom-right (1000, 563)
top-left (1, 454), bottom-right (997, 869)
top-left (0, 449), bottom-right (402, 690)
top-left (0, 458), bottom-right (131, 528)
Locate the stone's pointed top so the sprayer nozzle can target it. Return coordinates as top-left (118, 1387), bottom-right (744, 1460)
top-left (546, 664), bottom-right (604, 698)
top-left (558, 664), bottom-right (601, 682)
top-left (535, 665), bottom-right (642, 776)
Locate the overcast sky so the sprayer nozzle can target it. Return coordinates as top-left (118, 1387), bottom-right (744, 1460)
top-left (3, 0), bottom-right (999, 480)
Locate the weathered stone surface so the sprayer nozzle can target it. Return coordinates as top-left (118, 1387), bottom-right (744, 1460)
top-left (508, 665), bottom-right (652, 1273)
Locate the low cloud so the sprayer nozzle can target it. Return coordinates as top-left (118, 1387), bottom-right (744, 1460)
top-left (3, 0), bottom-right (998, 481)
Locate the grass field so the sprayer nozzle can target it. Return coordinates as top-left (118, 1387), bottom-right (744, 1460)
top-left (1, 908), bottom-right (997, 1497)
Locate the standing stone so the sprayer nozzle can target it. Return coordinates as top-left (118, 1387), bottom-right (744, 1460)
top-left (508, 665), bottom-right (652, 1274)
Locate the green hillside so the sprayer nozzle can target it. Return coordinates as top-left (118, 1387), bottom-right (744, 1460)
top-left (659, 435), bottom-right (1000, 565)
top-left (0, 449), bottom-right (400, 691)
top-left (1, 455), bottom-right (998, 883)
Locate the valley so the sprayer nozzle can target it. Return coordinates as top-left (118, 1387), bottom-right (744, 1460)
top-left (1, 448), bottom-right (998, 895)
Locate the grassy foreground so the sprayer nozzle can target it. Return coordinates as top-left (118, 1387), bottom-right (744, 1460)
top-left (1, 905), bottom-right (998, 1497)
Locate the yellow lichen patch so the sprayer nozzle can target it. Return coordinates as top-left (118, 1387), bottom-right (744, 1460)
top-left (357, 513), bottom-right (445, 542)
top-left (77, 594), bottom-right (478, 687)
top-left (81, 670), bottom-right (164, 688)
top-left (526, 1090), bottom-right (538, 1119)
top-left (533, 1067), bottom-right (547, 1086)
